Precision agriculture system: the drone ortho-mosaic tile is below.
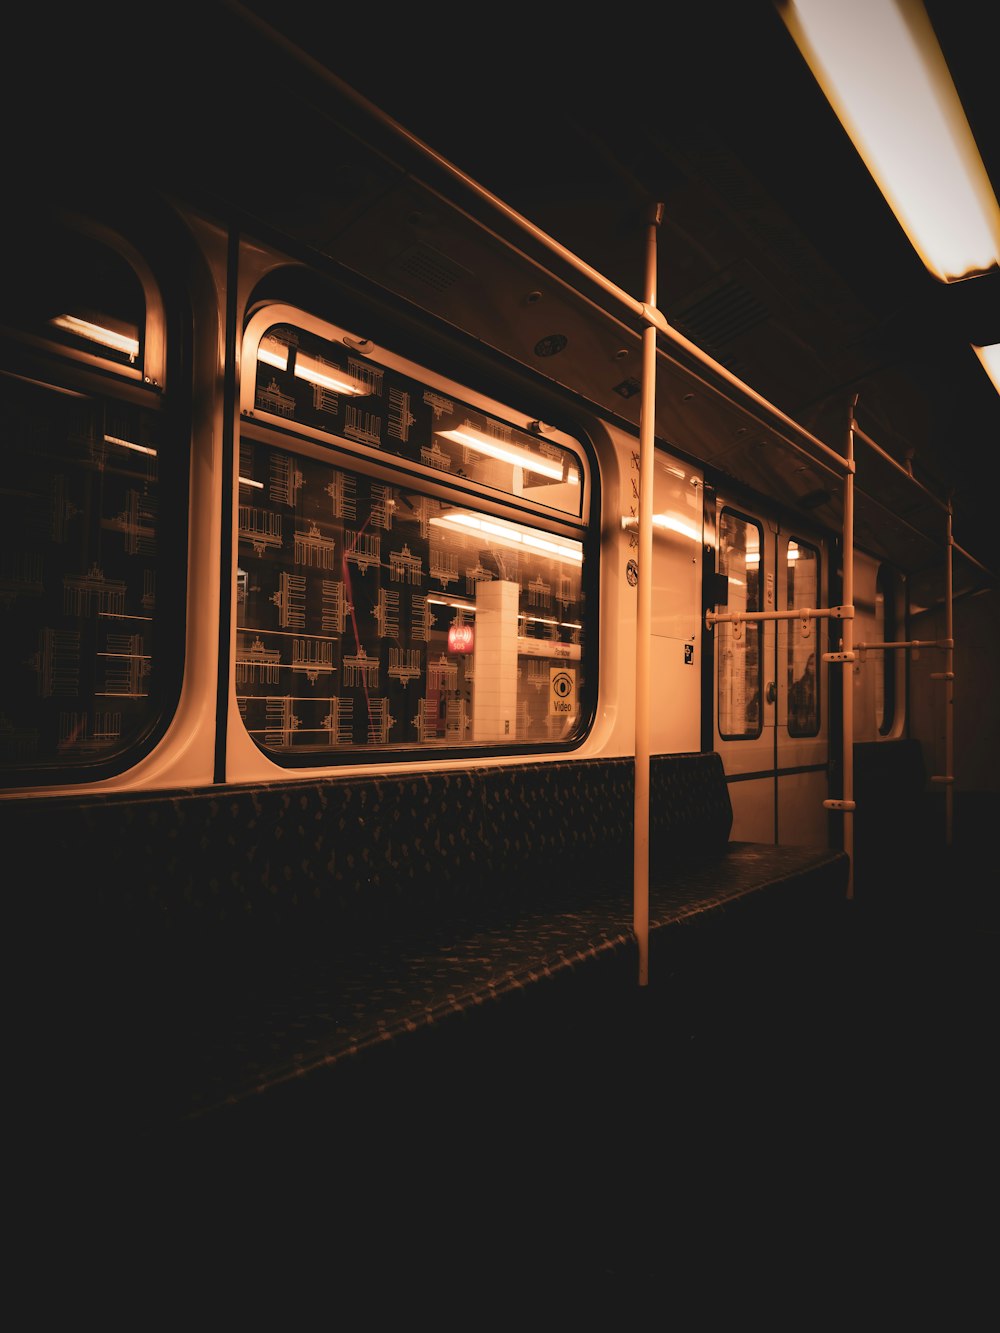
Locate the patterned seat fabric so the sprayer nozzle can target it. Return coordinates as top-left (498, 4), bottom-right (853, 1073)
top-left (10, 751), bottom-right (848, 1136)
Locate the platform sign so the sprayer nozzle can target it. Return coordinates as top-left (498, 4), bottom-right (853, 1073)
top-left (549, 666), bottom-right (576, 717)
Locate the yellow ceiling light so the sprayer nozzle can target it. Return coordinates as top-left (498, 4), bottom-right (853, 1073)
top-left (777, 0), bottom-right (1000, 283)
top-left (972, 344), bottom-right (1000, 395)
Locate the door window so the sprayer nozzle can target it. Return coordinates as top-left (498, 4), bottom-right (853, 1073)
top-left (717, 508), bottom-right (762, 739)
top-left (786, 539), bottom-right (820, 736)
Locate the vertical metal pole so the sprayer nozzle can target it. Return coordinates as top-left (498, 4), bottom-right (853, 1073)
top-left (843, 401), bottom-right (856, 900)
top-left (634, 203), bottom-right (662, 987)
top-left (945, 505), bottom-right (954, 846)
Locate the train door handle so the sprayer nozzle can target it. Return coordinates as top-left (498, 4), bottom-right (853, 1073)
top-left (766, 680), bottom-right (777, 705)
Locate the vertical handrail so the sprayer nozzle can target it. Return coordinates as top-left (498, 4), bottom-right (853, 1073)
top-left (945, 507), bottom-right (955, 845)
top-left (842, 400), bottom-right (857, 899)
top-left (228, 1), bottom-right (971, 916)
top-left (634, 203), bottom-right (663, 987)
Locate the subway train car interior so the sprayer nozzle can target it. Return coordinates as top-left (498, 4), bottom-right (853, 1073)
top-left (4, 0), bottom-right (998, 1289)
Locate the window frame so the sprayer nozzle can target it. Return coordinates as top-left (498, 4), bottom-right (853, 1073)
top-left (234, 305), bottom-right (598, 767)
top-left (716, 505), bottom-right (764, 742)
top-left (0, 218), bottom-right (185, 790)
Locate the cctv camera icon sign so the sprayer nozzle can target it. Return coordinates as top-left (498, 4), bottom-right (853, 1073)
top-left (549, 667), bottom-right (576, 716)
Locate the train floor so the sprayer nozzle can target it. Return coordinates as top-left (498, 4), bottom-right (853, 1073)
top-left (26, 810), bottom-right (996, 1316)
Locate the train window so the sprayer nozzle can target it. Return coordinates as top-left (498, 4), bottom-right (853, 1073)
top-left (251, 322), bottom-right (582, 518)
top-left (4, 220), bottom-right (145, 376)
top-left (786, 538), bottom-right (820, 736)
top-left (237, 311), bottom-right (591, 760)
top-left (0, 217), bottom-right (182, 785)
top-left (875, 563), bottom-right (898, 734)
top-left (717, 508), bottom-right (763, 739)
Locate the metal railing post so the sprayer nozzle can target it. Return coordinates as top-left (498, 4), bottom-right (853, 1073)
top-left (634, 203), bottom-right (663, 987)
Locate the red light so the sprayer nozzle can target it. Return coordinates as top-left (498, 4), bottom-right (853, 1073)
top-left (448, 624), bottom-right (474, 654)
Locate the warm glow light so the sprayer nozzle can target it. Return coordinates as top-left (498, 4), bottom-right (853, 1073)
top-left (427, 596), bottom-right (477, 612)
top-left (52, 314), bottom-right (140, 359)
top-left (521, 615), bottom-right (584, 630)
top-left (972, 343), bottom-right (1000, 394)
top-left (257, 335), bottom-right (290, 370)
top-left (651, 513), bottom-right (702, 543)
top-left (294, 352), bottom-right (366, 394)
top-left (255, 337), bottom-right (365, 392)
top-left (778, 0), bottom-right (1000, 282)
top-left (622, 513), bottom-right (701, 542)
top-left (429, 511), bottom-right (584, 563)
top-left (104, 434), bottom-right (157, 456)
top-left (438, 424), bottom-right (579, 484)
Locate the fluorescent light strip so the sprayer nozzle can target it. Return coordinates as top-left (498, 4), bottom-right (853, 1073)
top-left (438, 424), bottom-right (578, 484)
top-left (427, 596), bottom-right (477, 612)
top-left (256, 339), bottom-right (366, 394)
top-left (429, 511), bottom-right (584, 563)
top-left (520, 615), bottom-right (584, 630)
top-left (293, 352), bottom-right (365, 395)
top-left (779, 0), bottom-right (1000, 282)
top-left (104, 434), bottom-right (157, 456)
top-left (52, 315), bottom-right (140, 359)
top-left (257, 336), bottom-right (289, 371)
top-left (238, 475), bottom-right (265, 490)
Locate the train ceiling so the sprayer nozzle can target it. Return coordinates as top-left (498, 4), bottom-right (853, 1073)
top-left (9, 1), bottom-right (997, 594)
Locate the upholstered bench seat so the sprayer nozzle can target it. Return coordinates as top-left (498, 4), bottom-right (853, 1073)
top-left (10, 751), bottom-right (850, 1140)
top-left (139, 838), bottom-right (847, 1130)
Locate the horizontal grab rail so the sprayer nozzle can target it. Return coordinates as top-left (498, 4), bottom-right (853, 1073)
top-left (855, 638), bottom-right (953, 651)
top-left (705, 605), bottom-right (853, 633)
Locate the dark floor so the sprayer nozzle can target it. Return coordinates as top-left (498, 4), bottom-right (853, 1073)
top-left (32, 806), bottom-right (998, 1309)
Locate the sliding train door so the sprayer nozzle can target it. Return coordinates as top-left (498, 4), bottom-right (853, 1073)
top-left (710, 497), bottom-right (830, 844)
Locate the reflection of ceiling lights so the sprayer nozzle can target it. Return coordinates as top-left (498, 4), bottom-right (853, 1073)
top-left (652, 513), bottom-right (700, 543)
top-left (427, 595), bottom-right (477, 612)
top-left (103, 434), bottom-right (156, 456)
top-left (438, 423), bottom-right (578, 484)
top-left (51, 314), bottom-right (139, 359)
top-left (257, 335), bottom-right (289, 370)
top-left (430, 511), bottom-right (583, 563)
top-left (294, 351), bottom-right (366, 394)
top-left (521, 614), bottom-right (583, 630)
top-left (256, 337), bottom-right (366, 394)
top-left (620, 514), bottom-right (701, 543)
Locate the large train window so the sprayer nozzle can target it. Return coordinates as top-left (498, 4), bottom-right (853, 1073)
top-left (786, 538), bottom-right (820, 736)
top-left (237, 309), bottom-right (591, 760)
top-left (1, 213), bottom-right (165, 390)
top-left (717, 508), bottom-right (763, 739)
top-left (0, 219), bottom-right (181, 786)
